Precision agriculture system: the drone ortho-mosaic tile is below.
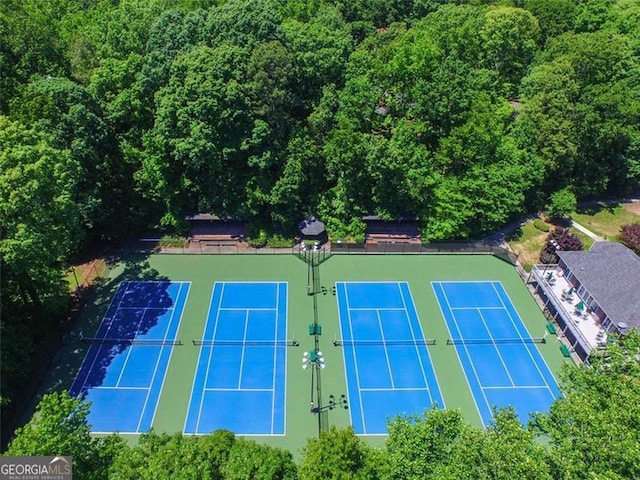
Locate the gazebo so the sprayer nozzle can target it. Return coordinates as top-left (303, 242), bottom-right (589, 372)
top-left (298, 216), bottom-right (328, 245)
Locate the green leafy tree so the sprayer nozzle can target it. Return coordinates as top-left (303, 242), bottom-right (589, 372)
top-left (299, 426), bottom-right (384, 480)
top-left (0, 0), bottom-right (69, 112)
top-left (0, 116), bottom-right (80, 413)
top-left (7, 391), bottom-right (125, 480)
top-left (282, 6), bottom-right (354, 107)
top-left (109, 430), bottom-right (234, 480)
top-left (433, 409), bottom-right (553, 480)
top-left (533, 330), bottom-right (640, 479)
top-left (10, 77), bottom-right (120, 239)
top-left (0, 116), bottom-right (80, 315)
top-left (479, 6), bottom-right (540, 97)
top-left (545, 187), bottom-right (576, 220)
top-left (139, 9), bottom-right (205, 99)
top-left (386, 408), bottom-right (466, 479)
top-left (523, 0), bottom-right (576, 45)
top-left (204, 0), bottom-right (283, 49)
top-left (139, 43), bottom-right (254, 225)
top-left (222, 438), bottom-right (298, 480)
top-left (517, 58), bottom-right (580, 194)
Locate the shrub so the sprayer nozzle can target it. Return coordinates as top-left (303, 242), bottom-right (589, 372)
top-left (159, 235), bottom-right (187, 248)
top-left (247, 229), bottom-right (268, 248)
top-left (539, 227), bottom-right (583, 263)
top-left (266, 234), bottom-right (294, 248)
top-left (533, 218), bottom-right (550, 232)
top-left (619, 223), bottom-right (640, 255)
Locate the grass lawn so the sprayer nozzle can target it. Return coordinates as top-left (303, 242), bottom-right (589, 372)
top-left (506, 219), bottom-right (549, 271)
top-left (508, 218), bottom-right (596, 272)
top-left (572, 203), bottom-right (640, 240)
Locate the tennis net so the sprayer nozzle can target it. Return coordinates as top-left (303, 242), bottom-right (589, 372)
top-left (192, 339), bottom-right (299, 347)
top-left (81, 336), bottom-right (183, 346)
top-left (446, 337), bottom-right (546, 345)
top-left (333, 339), bottom-right (436, 347)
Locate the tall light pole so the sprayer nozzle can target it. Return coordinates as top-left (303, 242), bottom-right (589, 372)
top-left (302, 349), bottom-right (325, 419)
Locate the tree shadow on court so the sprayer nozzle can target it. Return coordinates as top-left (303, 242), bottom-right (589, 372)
top-left (43, 253), bottom-right (177, 403)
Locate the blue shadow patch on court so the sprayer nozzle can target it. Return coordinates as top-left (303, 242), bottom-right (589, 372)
top-left (433, 281), bottom-right (561, 426)
top-left (70, 281), bottom-right (190, 433)
top-left (184, 282), bottom-right (287, 435)
top-left (337, 281), bottom-right (443, 435)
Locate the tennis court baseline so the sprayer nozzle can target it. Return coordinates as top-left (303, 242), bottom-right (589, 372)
top-left (336, 282), bottom-right (444, 435)
top-left (70, 281), bottom-right (189, 433)
top-left (433, 281), bottom-right (561, 426)
top-left (184, 282), bottom-right (288, 435)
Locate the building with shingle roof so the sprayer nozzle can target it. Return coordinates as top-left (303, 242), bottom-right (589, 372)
top-left (557, 242), bottom-right (640, 330)
top-left (531, 241), bottom-right (640, 361)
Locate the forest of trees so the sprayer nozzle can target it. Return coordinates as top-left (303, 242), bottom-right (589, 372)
top-left (1, 0), bottom-right (640, 474)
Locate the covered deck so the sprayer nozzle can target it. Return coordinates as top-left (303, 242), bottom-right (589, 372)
top-left (531, 264), bottom-right (608, 360)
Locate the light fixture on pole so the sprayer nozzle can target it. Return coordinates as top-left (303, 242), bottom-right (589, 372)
top-left (303, 349), bottom-right (326, 415)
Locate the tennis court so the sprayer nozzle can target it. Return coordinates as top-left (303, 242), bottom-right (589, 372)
top-left (432, 281), bottom-right (561, 426)
top-left (336, 282), bottom-right (444, 435)
top-left (184, 282), bottom-right (288, 435)
top-left (70, 281), bottom-right (189, 433)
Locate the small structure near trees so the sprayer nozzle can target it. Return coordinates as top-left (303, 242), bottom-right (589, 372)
top-left (298, 216), bottom-right (328, 246)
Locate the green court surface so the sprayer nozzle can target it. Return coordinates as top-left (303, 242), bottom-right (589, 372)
top-left (45, 252), bottom-right (569, 453)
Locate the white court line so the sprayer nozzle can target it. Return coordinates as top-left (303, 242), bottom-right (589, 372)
top-left (490, 282), bottom-right (556, 393)
top-left (436, 280), bottom-right (497, 284)
top-left (151, 281), bottom-right (191, 429)
top-left (484, 385), bottom-right (550, 390)
top-left (136, 282), bottom-right (184, 432)
top-left (407, 283), bottom-right (447, 408)
top-left (440, 286), bottom-right (498, 418)
top-left (195, 283), bottom-right (226, 433)
top-left (237, 311), bottom-right (250, 389)
top-left (78, 281), bottom-right (130, 394)
top-left (349, 307), bottom-right (408, 311)
top-left (183, 283), bottom-right (218, 433)
top-left (398, 283), bottom-right (435, 406)
top-left (220, 307), bottom-right (277, 311)
top-left (344, 284), bottom-right (368, 434)
top-left (360, 387), bottom-right (430, 392)
top-left (281, 281), bottom-right (289, 436)
top-left (478, 309), bottom-right (515, 387)
top-left (431, 282), bottom-right (487, 424)
top-left (115, 307), bottom-right (148, 387)
top-left (270, 283), bottom-right (280, 434)
top-left (451, 306), bottom-right (504, 310)
top-left (203, 387), bottom-right (274, 392)
top-left (93, 386), bottom-right (148, 390)
top-left (376, 310), bottom-right (395, 389)
top-left (336, 283), bottom-right (354, 432)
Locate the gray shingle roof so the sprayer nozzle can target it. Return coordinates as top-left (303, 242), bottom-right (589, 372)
top-left (558, 242), bottom-right (640, 328)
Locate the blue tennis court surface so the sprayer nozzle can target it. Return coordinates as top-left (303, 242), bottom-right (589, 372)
top-left (336, 282), bottom-right (444, 435)
top-left (184, 282), bottom-right (288, 435)
top-left (433, 281), bottom-right (561, 426)
top-left (70, 281), bottom-right (189, 433)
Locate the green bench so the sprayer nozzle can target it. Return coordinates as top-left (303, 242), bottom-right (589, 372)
top-left (559, 344), bottom-right (571, 357)
top-left (546, 322), bottom-right (557, 335)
